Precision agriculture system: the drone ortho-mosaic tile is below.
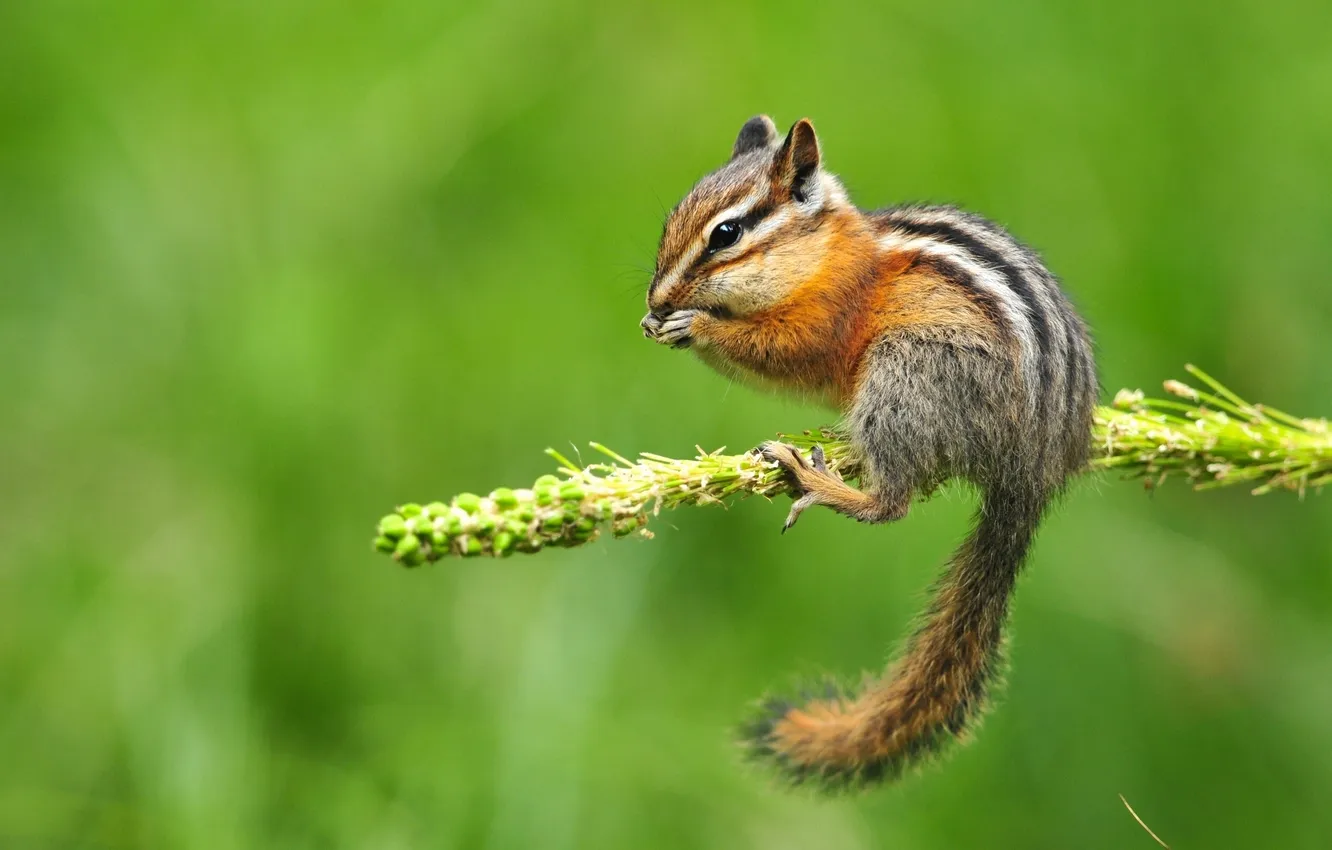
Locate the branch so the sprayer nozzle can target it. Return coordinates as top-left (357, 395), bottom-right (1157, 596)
top-left (373, 366), bottom-right (1332, 566)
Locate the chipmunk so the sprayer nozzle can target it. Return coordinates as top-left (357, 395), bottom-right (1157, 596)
top-left (640, 116), bottom-right (1096, 788)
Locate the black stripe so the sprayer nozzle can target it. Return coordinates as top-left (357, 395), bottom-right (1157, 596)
top-left (1040, 299), bottom-right (1068, 427)
top-left (911, 254), bottom-right (1010, 339)
top-left (738, 201), bottom-right (777, 231)
top-left (1062, 304), bottom-right (1083, 426)
top-left (1063, 302), bottom-right (1099, 469)
top-left (882, 213), bottom-right (1052, 360)
top-left (688, 201), bottom-right (779, 275)
top-left (885, 208), bottom-right (1058, 480)
top-left (1087, 326), bottom-right (1100, 401)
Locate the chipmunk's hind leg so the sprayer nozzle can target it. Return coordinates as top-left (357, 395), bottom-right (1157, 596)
top-left (758, 442), bottom-right (910, 532)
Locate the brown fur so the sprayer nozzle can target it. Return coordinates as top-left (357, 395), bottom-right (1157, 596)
top-left (768, 544), bottom-right (1007, 772)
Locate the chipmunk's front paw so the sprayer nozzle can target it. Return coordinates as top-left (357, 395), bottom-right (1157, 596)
top-left (640, 309), bottom-right (698, 349)
top-left (758, 442), bottom-right (832, 533)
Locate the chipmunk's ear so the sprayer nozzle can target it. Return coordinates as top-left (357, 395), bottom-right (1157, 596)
top-left (731, 115), bottom-right (778, 159)
top-left (775, 118), bottom-right (822, 203)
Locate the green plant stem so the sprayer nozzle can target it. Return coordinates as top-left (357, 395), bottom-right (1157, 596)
top-left (373, 366), bottom-right (1332, 566)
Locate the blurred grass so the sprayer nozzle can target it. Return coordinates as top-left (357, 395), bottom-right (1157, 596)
top-left (2, 0), bottom-right (1332, 847)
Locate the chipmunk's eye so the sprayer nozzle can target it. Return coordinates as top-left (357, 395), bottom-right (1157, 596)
top-left (706, 220), bottom-right (743, 254)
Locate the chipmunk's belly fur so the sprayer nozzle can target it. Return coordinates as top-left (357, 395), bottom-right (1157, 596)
top-left (693, 340), bottom-right (845, 410)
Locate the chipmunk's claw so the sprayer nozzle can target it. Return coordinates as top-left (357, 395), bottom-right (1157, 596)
top-left (782, 493), bottom-right (821, 533)
top-left (809, 443), bottom-right (828, 474)
top-left (759, 441), bottom-right (827, 534)
top-left (758, 440), bottom-right (803, 470)
top-left (640, 312), bottom-right (662, 338)
top-left (658, 310), bottom-right (698, 348)
top-left (641, 310), bottom-right (698, 349)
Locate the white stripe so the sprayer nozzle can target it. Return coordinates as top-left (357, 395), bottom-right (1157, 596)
top-left (701, 190), bottom-right (764, 237)
top-left (898, 210), bottom-right (1070, 420)
top-left (894, 208), bottom-right (1060, 307)
top-left (877, 231), bottom-right (1041, 404)
top-left (742, 207), bottom-right (791, 244)
top-left (653, 189), bottom-right (765, 305)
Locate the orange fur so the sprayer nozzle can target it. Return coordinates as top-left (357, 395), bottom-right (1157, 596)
top-left (762, 440), bottom-right (909, 521)
top-left (764, 539), bottom-right (1006, 777)
top-left (690, 216), bottom-right (868, 400)
top-left (869, 258), bottom-right (992, 336)
top-left (695, 237), bottom-right (1002, 407)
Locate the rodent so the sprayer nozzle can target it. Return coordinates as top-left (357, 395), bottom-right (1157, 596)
top-left (640, 115), bottom-right (1096, 789)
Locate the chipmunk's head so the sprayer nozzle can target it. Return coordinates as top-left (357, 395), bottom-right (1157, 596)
top-left (643, 116), bottom-right (852, 321)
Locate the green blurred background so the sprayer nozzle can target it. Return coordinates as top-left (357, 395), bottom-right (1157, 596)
top-left (4, 1), bottom-right (1332, 847)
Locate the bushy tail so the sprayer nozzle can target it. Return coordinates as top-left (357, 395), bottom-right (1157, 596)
top-left (742, 487), bottom-right (1043, 790)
